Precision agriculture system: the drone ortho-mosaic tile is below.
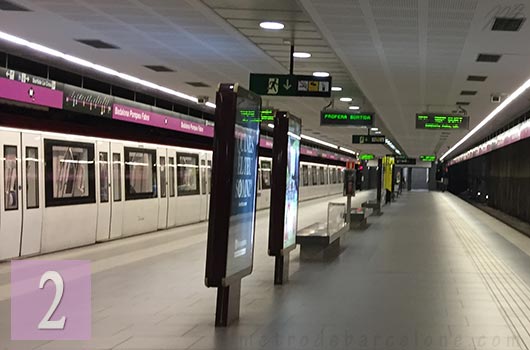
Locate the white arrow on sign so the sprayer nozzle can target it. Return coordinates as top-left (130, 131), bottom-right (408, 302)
top-left (283, 79), bottom-right (292, 91)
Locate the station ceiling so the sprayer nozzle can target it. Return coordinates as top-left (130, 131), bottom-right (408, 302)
top-left (1, 0), bottom-right (530, 160)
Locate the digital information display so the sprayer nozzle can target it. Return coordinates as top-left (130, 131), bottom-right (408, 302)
top-left (420, 155), bottom-right (436, 162)
top-left (225, 91), bottom-right (261, 279)
top-left (352, 135), bottom-right (386, 144)
top-left (359, 154), bottom-right (375, 161)
top-left (283, 118), bottom-right (301, 249)
top-left (241, 108), bottom-right (275, 123)
top-left (320, 110), bottom-right (374, 127)
top-left (416, 114), bottom-right (469, 130)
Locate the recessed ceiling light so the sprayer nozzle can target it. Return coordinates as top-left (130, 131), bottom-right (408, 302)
top-left (268, 123), bottom-right (274, 129)
top-left (260, 21), bottom-right (284, 30)
top-left (349, 105), bottom-right (360, 110)
top-left (371, 127), bottom-right (379, 131)
top-left (375, 131), bottom-right (382, 134)
top-left (332, 86), bottom-right (342, 91)
top-left (340, 97), bottom-right (352, 102)
top-left (293, 52), bottom-right (311, 58)
top-left (313, 71), bottom-right (329, 77)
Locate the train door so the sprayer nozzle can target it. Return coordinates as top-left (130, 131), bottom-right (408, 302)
top-left (110, 143), bottom-right (124, 239)
top-left (206, 155), bottom-right (212, 220)
top-left (199, 153), bottom-right (209, 221)
top-left (157, 148), bottom-right (168, 229)
top-left (0, 130), bottom-right (22, 260)
top-left (167, 149), bottom-right (177, 227)
top-left (20, 132), bottom-right (43, 256)
top-left (96, 141), bottom-right (111, 241)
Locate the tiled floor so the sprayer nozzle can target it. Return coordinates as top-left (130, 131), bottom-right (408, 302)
top-left (1, 191), bottom-right (530, 350)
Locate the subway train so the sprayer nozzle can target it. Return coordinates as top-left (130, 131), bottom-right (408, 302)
top-left (0, 126), bottom-right (344, 261)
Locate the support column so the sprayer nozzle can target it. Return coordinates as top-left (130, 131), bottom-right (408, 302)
top-left (274, 253), bottom-right (290, 285)
top-left (215, 280), bottom-right (241, 327)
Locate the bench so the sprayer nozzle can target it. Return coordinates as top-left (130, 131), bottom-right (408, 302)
top-left (296, 222), bottom-right (348, 261)
top-left (347, 208), bottom-right (369, 229)
top-left (361, 200), bottom-right (383, 216)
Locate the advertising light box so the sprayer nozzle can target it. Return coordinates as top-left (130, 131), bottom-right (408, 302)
top-left (268, 112), bottom-right (301, 257)
top-left (321, 110), bottom-right (374, 127)
top-left (206, 84), bottom-right (261, 287)
top-left (416, 114), bottom-right (469, 130)
top-left (283, 117), bottom-right (301, 249)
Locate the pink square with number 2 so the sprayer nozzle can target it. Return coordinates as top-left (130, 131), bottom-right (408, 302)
top-left (11, 260), bottom-right (91, 340)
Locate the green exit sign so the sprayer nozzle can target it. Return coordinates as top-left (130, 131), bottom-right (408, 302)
top-left (416, 113), bottom-right (470, 130)
top-left (359, 154), bottom-right (375, 161)
top-left (420, 155), bottom-right (436, 162)
top-left (321, 110), bottom-right (374, 127)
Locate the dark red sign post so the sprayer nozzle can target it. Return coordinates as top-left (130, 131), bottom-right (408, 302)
top-left (268, 111), bottom-right (301, 285)
top-left (205, 84), bottom-right (261, 327)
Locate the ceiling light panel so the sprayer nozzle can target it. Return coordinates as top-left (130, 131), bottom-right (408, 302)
top-left (76, 39), bottom-right (120, 49)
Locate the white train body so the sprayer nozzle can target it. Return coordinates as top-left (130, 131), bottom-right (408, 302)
top-left (0, 126), bottom-right (344, 260)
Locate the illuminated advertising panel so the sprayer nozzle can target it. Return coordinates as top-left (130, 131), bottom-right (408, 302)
top-left (283, 117), bottom-right (301, 249)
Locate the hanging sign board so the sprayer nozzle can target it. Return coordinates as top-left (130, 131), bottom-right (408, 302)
top-left (249, 73), bottom-right (331, 97)
top-left (352, 135), bottom-right (386, 144)
top-left (320, 110), bottom-right (374, 127)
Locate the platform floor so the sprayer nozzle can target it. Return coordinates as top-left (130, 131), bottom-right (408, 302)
top-left (2, 191), bottom-right (530, 350)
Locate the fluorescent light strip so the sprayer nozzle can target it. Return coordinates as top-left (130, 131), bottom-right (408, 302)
top-left (339, 146), bottom-right (357, 155)
top-left (441, 77), bottom-right (530, 161)
top-left (0, 30), bottom-right (217, 109)
top-left (300, 134), bottom-right (338, 149)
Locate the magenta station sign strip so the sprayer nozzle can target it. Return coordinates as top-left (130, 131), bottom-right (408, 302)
top-left (0, 77), bottom-right (63, 109)
top-left (449, 118), bottom-right (530, 166)
top-left (112, 103), bottom-right (214, 138)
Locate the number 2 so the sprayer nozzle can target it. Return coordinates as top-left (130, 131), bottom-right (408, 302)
top-left (38, 271), bottom-right (66, 330)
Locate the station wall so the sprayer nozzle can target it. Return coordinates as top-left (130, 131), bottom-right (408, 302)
top-left (448, 137), bottom-right (530, 224)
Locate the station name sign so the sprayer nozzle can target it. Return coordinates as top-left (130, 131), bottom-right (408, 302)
top-left (249, 73), bottom-right (331, 97)
top-left (416, 114), bottom-right (469, 130)
top-left (352, 135), bottom-right (386, 144)
top-left (320, 110), bottom-right (374, 127)
top-left (420, 155), bottom-right (436, 162)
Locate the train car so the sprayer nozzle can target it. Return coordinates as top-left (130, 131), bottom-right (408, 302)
top-left (0, 126), bottom-right (344, 261)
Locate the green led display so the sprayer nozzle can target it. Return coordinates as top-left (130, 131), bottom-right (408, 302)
top-left (416, 114), bottom-right (469, 130)
top-left (420, 155), bottom-right (436, 162)
top-left (359, 154), bottom-right (375, 161)
top-left (321, 110), bottom-right (374, 127)
top-left (260, 109), bottom-right (275, 121)
top-left (241, 109), bottom-right (276, 123)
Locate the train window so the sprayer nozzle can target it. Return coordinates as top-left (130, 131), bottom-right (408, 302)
top-left (99, 152), bottom-right (109, 203)
top-left (333, 169), bottom-right (337, 184)
top-left (319, 167), bottom-right (325, 185)
top-left (112, 153), bottom-right (122, 202)
top-left (4, 145), bottom-right (18, 211)
top-left (311, 167), bottom-right (318, 185)
top-left (124, 147), bottom-right (157, 200)
top-left (201, 159), bottom-right (207, 195)
top-left (160, 156), bottom-right (167, 198)
top-left (25, 147), bottom-right (39, 209)
top-left (261, 160), bottom-right (272, 190)
top-left (177, 153), bottom-right (200, 196)
top-left (44, 140), bottom-right (96, 207)
top-left (169, 157), bottom-right (175, 197)
top-left (302, 165), bottom-right (308, 187)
